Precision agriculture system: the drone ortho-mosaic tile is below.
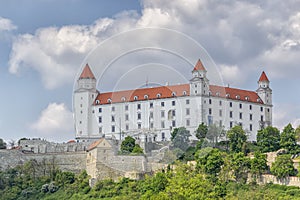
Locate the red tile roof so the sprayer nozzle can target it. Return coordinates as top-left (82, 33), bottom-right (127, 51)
top-left (193, 59), bottom-right (206, 71)
top-left (94, 83), bottom-right (263, 105)
top-left (209, 85), bottom-right (263, 104)
top-left (87, 138), bottom-right (104, 151)
top-left (94, 84), bottom-right (190, 105)
top-left (79, 64), bottom-right (95, 79)
top-left (259, 71), bottom-right (269, 82)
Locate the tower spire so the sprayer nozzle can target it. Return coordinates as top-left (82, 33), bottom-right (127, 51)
top-left (258, 71), bottom-right (269, 82)
top-left (79, 63), bottom-right (95, 79)
top-left (193, 59), bottom-right (206, 71)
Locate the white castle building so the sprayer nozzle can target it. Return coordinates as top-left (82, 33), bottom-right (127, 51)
top-left (74, 59), bottom-right (272, 142)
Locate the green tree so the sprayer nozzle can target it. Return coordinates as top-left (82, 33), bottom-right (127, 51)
top-left (206, 124), bottom-right (225, 147)
top-left (271, 154), bottom-right (296, 179)
top-left (0, 138), bottom-right (6, 149)
top-left (280, 123), bottom-right (298, 153)
top-left (227, 125), bottom-right (247, 153)
top-left (121, 136), bottom-right (136, 154)
top-left (171, 127), bottom-right (191, 151)
top-left (250, 151), bottom-right (268, 179)
top-left (196, 123), bottom-right (208, 139)
top-left (132, 144), bottom-right (144, 154)
top-left (196, 148), bottom-right (224, 180)
top-left (295, 125), bottom-right (300, 143)
top-left (230, 152), bottom-right (251, 183)
top-left (257, 126), bottom-right (280, 152)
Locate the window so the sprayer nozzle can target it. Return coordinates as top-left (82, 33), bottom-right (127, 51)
top-left (99, 108), bottom-right (102, 113)
top-left (161, 121), bottom-right (165, 128)
top-left (95, 100), bottom-right (100, 104)
top-left (150, 122), bottom-right (154, 129)
top-left (162, 132), bottom-right (165, 141)
top-left (230, 122), bottom-right (233, 128)
top-left (150, 112), bottom-right (153, 119)
top-left (150, 102), bottom-right (153, 108)
top-left (236, 95), bottom-right (240, 99)
top-left (172, 120), bottom-right (176, 127)
top-left (138, 123), bottom-right (141, 129)
top-left (79, 121), bottom-right (82, 124)
top-left (161, 102), bottom-right (165, 107)
top-left (226, 94), bottom-right (230, 98)
top-left (137, 113), bottom-right (141, 120)
top-left (121, 97), bottom-right (126, 102)
top-left (249, 105), bottom-right (252, 110)
top-left (111, 116), bottom-right (115, 122)
top-left (161, 111), bottom-right (165, 118)
top-left (126, 124), bottom-right (129, 131)
top-left (209, 99), bottom-right (212, 104)
top-left (239, 104), bottom-right (242, 109)
top-left (219, 120), bottom-right (222, 127)
top-left (230, 111), bottom-right (233, 118)
top-left (112, 106), bottom-right (115, 112)
top-left (183, 91), bottom-right (187, 96)
top-left (172, 110), bottom-right (176, 116)
top-left (186, 108), bottom-right (190, 115)
top-left (209, 108), bottom-right (212, 115)
top-left (219, 110), bottom-right (222, 117)
top-left (144, 95), bottom-right (148, 99)
top-left (125, 114), bottom-right (129, 121)
top-left (80, 104), bottom-right (82, 107)
top-left (108, 98), bottom-right (112, 103)
top-left (157, 93), bottom-right (161, 98)
top-left (230, 102), bottom-right (233, 107)
top-left (134, 96), bottom-right (138, 100)
top-left (98, 117), bottom-right (102, 123)
top-left (186, 99), bottom-right (190, 104)
top-left (99, 127), bottom-right (102, 133)
top-left (186, 119), bottom-right (190, 126)
top-left (172, 92), bottom-right (176, 97)
top-left (250, 114), bottom-right (253, 121)
top-left (261, 115), bottom-right (264, 121)
top-left (267, 108), bottom-right (270, 112)
top-left (239, 122), bottom-right (243, 127)
top-left (260, 107), bottom-right (263, 112)
top-left (137, 104), bottom-right (141, 110)
top-left (239, 113), bottom-right (243, 119)
top-left (112, 126), bottom-right (115, 132)
top-left (219, 101), bottom-right (222, 106)
top-left (125, 105), bottom-right (128, 111)
top-left (172, 101), bottom-right (175, 106)
top-left (250, 124), bottom-right (253, 131)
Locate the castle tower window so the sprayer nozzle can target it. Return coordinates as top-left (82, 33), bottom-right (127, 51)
top-left (208, 91), bottom-right (212, 96)
top-left (134, 96), bottom-right (138, 101)
top-left (239, 113), bottom-right (243, 119)
top-left (144, 95), bottom-right (149, 99)
top-left (95, 100), bottom-right (100, 105)
top-left (250, 124), bottom-right (253, 131)
top-left (157, 93), bottom-right (161, 98)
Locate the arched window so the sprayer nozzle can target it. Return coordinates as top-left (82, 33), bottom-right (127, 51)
top-left (183, 91), bottom-right (187, 96)
top-left (144, 95), bottom-right (149, 99)
top-left (172, 92), bottom-right (176, 97)
top-left (134, 96), bottom-right (138, 101)
top-left (95, 100), bottom-right (100, 105)
top-left (107, 98), bottom-right (112, 103)
top-left (236, 95), bottom-right (240, 100)
top-left (157, 93), bottom-right (161, 98)
top-left (216, 92), bottom-right (220, 96)
top-left (245, 96), bottom-right (249, 101)
top-left (121, 97), bottom-right (126, 102)
top-left (226, 93), bottom-right (230, 98)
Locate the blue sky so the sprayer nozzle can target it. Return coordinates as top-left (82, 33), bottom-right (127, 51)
top-left (0, 0), bottom-right (299, 144)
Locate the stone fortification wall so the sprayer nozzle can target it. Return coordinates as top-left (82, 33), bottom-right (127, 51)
top-left (0, 149), bottom-right (86, 174)
top-left (19, 139), bottom-right (91, 154)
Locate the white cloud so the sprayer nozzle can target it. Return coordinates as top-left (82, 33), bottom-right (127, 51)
top-left (0, 17), bottom-right (17, 31)
top-left (30, 103), bottom-right (73, 141)
top-left (219, 64), bottom-right (244, 86)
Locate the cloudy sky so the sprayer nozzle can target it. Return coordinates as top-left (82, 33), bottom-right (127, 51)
top-left (0, 0), bottom-right (299, 143)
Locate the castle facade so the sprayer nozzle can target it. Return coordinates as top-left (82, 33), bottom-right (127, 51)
top-left (74, 59), bottom-right (272, 142)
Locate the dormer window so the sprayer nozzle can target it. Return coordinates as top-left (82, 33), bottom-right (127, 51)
top-left (95, 100), bottom-right (100, 105)
top-left (226, 94), bottom-right (230, 98)
top-left (208, 91), bottom-right (212, 96)
top-left (183, 91), bottom-right (187, 96)
top-left (157, 93), bottom-right (161, 98)
top-left (257, 98), bottom-right (261, 102)
top-left (236, 95), bottom-right (240, 99)
top-left (172, 92), bottom-right (176, 97)
top-left (134, 96), bottom-right (138, 101)
top-left (216, 92), bottom-right (220, 97)
top-left (144, 95), bottom-right (149, 99)
top-left (107, 98), bottom-right (112, 103)
top-left (121, 97), bottom-right (126, 102)
top-left (245, 96), bottom-right (249, 101)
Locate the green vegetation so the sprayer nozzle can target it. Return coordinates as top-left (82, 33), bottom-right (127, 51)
top-left (257, 126), bottom-right (280, 152)
top-left (120, 136), bottom-right (143, 154)
top-left (271, 154), bottom-right (296, 179)
top-left (227, 125), bottom-right (247, 153)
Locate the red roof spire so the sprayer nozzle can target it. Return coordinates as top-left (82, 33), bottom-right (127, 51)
top-left (79, 63), bottom-right (95, 79)
top-left (193, 59), bottom-right (206, 71)
top-left (259, 71), bottom-right (269, 82)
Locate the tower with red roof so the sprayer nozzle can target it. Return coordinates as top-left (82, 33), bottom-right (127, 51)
top-left (190, 59), bottom-right (209, 97)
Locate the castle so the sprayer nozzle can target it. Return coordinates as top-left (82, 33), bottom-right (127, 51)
top-left (74, 59), bottom-right (272, 142)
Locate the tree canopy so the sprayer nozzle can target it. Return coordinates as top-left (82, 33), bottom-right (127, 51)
top-left (195, 123), bottom-right (208, 140)
top-left (280, 123), bottom-right (298, 154)
top-left (271, 154), bottom-right (296, 179)
top-left (257, 126), bottom-right (280, 153)
top-left (171, 127), bottom-right (191, 151)
top-left (120, 136), bottom-right (143, 154)
top-left (227, 125), bottom-right (247, 153)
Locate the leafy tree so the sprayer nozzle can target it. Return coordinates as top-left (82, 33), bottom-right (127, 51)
top-left (132, 144), bottom-right (144, 154)
top-left (0, 138), bottom-right (6, 149)
top-left (257, 126), bottom-right (280, 152)
top-left (196, 148), bottom-right (224, 180)
top-left (206, 124), bottom-right (225, 147)
top-left (271, 154), bottom-right (296, 179)
top-left (121, 136), bottom-right (136, 154)
top-left (196, 123), bottom-right (208, 139)
top-left (295, 126), bottom-right (300, 143)
top-left (171, 127), bottom-right (191, 151)
top-left (227, 125), bottom-right (247, 153)
top-left (250, 151), bottom-right (268, 179)
top-left (280, 124), bottom-right (298, 153)
top-left (230, 152), bottom-right (251, 183)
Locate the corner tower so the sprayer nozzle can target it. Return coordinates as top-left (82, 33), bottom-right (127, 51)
top-left (74, 64), bottom-right (99, 142)
top-left (190, 59), bottom-right (209, 96)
